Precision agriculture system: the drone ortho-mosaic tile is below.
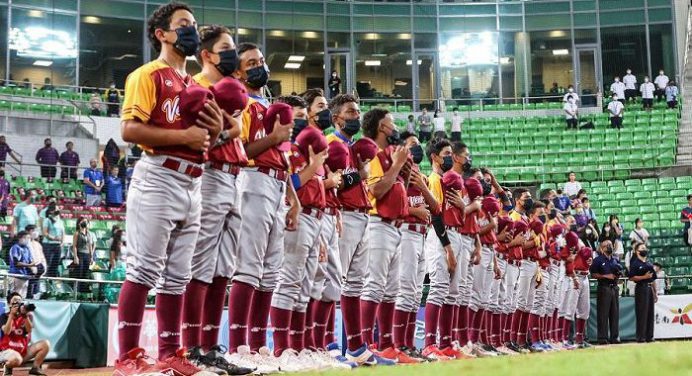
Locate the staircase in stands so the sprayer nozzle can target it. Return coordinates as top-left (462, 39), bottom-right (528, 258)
top-left (676, 7), bottom-right (692, 165)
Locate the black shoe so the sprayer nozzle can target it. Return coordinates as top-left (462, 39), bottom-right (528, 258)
top-left (187, 347), bottom-right (226, 375)
top-left (506, 342), bottom-right (525, 354)
top-left (4, 367), bottom-right (12, 376)
top-left (28, 367), bottom-right (46, 376)
top-left (399, 346), bottom-right (425, 362)
top-left (610, 339), bottom-right (621, 345)
top-left (206, 345), bottom-right (255, 375)
top-left (482, 344), bottom-right (502, 355)
top-left (597, 340), bottom-right (609, 345)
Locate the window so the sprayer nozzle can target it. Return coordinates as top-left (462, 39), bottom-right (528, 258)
top-left (440, 32), bottom-right (499, 106)
top-left (355, 33), bottom-right (412, 104)
top-left (529, 29), bottom-right (572, 98)
top-left (265, 30), bottom-right (324, 96)
top-left (0, 5), bottom-right (7, 82)
top-left (601, 26), bottom-right (648, 90)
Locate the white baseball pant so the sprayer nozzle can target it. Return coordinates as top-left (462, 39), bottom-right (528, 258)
top-left (562, 274), bottom-right (590, 320)
top-left (470, 245), bottom-right (494, 312)
top-left (516, 260), bottom-right (538, 312)
top-left (125, 154), bottom-right (202, 294)
top-left (488, 254), bottom-right (507, 314)
top-left (395, 224), bottom-right (426, 312)
top-left (232, 169), bottom-right (287, 291)
top-left (502, 261), bottom-right (521, 314)
top-left (339, 211), bottom-right (370, 297)
top-left (530, 267), bottom-right (549, 316)
top-left (457, 234), bottom-right (475, 306)
top-left (310, 212), bottom-right (342, 303)
top-left (425, 228), bottom-right (463, 307)
top-left (362, 218), bottom-right (402, 304)
top-left (547, 262), bottom-right (561, 313)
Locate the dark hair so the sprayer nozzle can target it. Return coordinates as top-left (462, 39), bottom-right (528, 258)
top-left (539, 188), bottom-right (553, 200)
top-left (328, 94), bottom-right (358, 116)
top-left (399, 131), bottom-right (416, 143)
top-left (196, 24), bottom-right (233, 62)
top-left (467, 167), bottom-right (480, 176)
top-left (237, 42), bottom-right (259, 58)
top-left (528, 201), bottom-right (546, 217)
top-left (6, 292), bottom-right (20, 304)
top-left (300, 88), bottom-right (325, 108)
top-left (361, 108), bottom-right (389, 139)
top-left (275, 95), bottom-right (307, 109)
top-left (634, 217), bottom-right (642, 225)
top-left (513, 188), bottom-right (529, 201)
top-left (408, 114), bottom-right (414, 120)
top-left (44, 138), bottom-right (51, 144)
top-left (653, 262), bottom-right (662, 268)
top-left (76, 217), bottom-right (88, 231)
top-left (566, 95), bottom-right (573, 100)
top-left (25, 224), bottom-right (36, 233)
top-left (577, 189), bottom-right (586, 197)
top-left (147, 2), bottom-right (193, 52)
top-left (687, 194), bottom-right (692, 200)
top-left (426, 138), bottom-right (451, 163)
top-left (111, 229), bottom-right (124, 255)
top-left (16, 230), bottom-right (28, 239)
top-left (451, 141), bottom-right (468, 156)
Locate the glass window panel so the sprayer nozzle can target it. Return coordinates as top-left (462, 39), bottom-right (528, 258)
top-left (327, 3), bottom-right (349, 15)
top-left (80, 0), bottom-right (143, 19)
top-left (648, 8), bottom-right (672, 23)
top-left (238, 0), bottom-right (262, 11)
top-left (413, 18), bottom-right (437, 33)
top-left (440, 17), bottom-right (496, 33)
top-left (573, 13), bottom-right (596, 28)
top-left (525, 2), bottom-right (570, 14)
top-left (601, 26), bottom-right (648, 89)
top-left (526, 14), bottom-right (571, 30)
top-left (574, 29), bottom-right (597, 44)
top-left (9, 8), bottom-right (78, 87)
top-left (648, 0), bottom-right (671, 6)
top-left (327, 16), bottom-right (350, 32)
top-left (599, 0), bottom-right (645, 10)
top-left (79, 15), bottom-right (143, 90)
top-left (414, 33), bottom-right (436, 50)
top-left (440, 32), bottom-right (500, 104)
top-left (355, 33), bottom-right (412, 101)
top-left (352, 16), bottom-right (374, 32)
top-left (11, 0), bottom-right (76, 11)
top-left (499, 16), bottom-right (522, 31)
top-left (599, 10), bottom-right (645, 26)
top-left (237, 11), bottom-right (262, 28)
top-left (0, 5), bottom-right (6, 81)
top-left (528, 30), bottom-right (573, 98)
top-left (572, 1), bottom-right (596, 12)
top-left (373, 4), bottom-right (409, 16)
top-left (500, 31), bottom-right (523, 100)
top-left (413, 5), bottom-right (436, 17)
top-left (439, 5), bottom-right (468, 16)
top-left (265, 14), bottom-right (322, 30)
top-left (200, 8), bottom-right (234, 26)
top-left (237, 28), bottom-right (262, 47)
top-left (499, 4), bottom-right (522, 15)
top-left (326, 32), bottom-right (349, 50)
top-left (266, 31), bottom-right (325, 96)
top-left (265, 1), bottom-right (293, 13)
top-left (353, 4), bottom-right (373, 15)
top-left (292, 1), bottom-right (323, 14)
top-left (649, 24), bottom-right (676, 81)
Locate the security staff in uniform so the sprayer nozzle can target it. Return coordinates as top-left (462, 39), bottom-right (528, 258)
top-left (628, 242), bottom-right (657, 343)
top-left (589, 240), bottom-right (621, 345)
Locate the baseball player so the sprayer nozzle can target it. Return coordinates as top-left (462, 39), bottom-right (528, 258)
top-left (393, 131), bottom-right (438, 362)
top-left (226, 42), bottom-right (300, 355)
top-left (115, 3), bottom-right (225, 375)
top-left (488, 217), bottom-right (517, 355)
top-left (181, 24), bottom-right (246, 353)
top-left (527, 218), bottom-right (551, 351)
top-left (546, 224), bottom-right (565, 346)
top-left (560, 236), bottom-right (593, 349)
top-left (358, 109), bottom-right (414, 364)
top-left (557, 231), bottom-right (583, 349)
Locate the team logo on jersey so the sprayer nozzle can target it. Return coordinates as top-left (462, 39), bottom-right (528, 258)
top-left (409, 195), bottom-right (425, 207)
top-left (253, 127), bottom-right (267, 141)
top-left (164, 79), bottom-right (173, 87)
top-left (161, 97), bottom-right (181, 124)
top-left (159, 331), bottom-right (179, 338)
top-left (118, 321), bottom-right (142, 329)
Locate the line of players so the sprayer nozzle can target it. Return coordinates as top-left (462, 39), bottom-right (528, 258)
top-left (113, 3), bottom-right (594, 375)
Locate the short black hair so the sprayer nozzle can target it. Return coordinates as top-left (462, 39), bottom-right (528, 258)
top-left (25, 224), bottom-right (36, 232)
top-left (328, 94), bottom-right (358, 116)
top-left (687, 194), bottom-right (692, 200)
top-left (582, 197), bottom-right (589, 203)
top-left (528, 201), bottom-right (546, 216)
top-left (300, 88), bottom-right (325, 108)
top-left (426, 138), bottom-right (451, 163)
top-left (362, 108), bottom-right (389, 139)
top-left (6, 292), bottom-right (20, 305)
top-left (400, 131), bottom-right (416, 142)
top-left (16, 230), bottom-right (28, 239)
top-left (147, 2), bottom-right (193, 52)
top-left (276, 95), bottom-right (307, 109)
top-left (513, 188), bottom-right (529, 201)
top-left (634, 217), bottom-right (642, 225)
top-left (653, 262), bottom-right (662, 268)
top-left (237, 42), bottom-right (259, 58)
top-left (451, 141), bottom-right (468, 156)
top-left (539, 188), bottom-right (553, 200)
top-left (196, 24), bottom-right (233, 62)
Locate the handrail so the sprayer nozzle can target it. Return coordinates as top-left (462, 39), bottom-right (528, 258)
top-left (682, 5), bottom-right (692, 94)
top-left (358, 94), bottom-right (597, 110)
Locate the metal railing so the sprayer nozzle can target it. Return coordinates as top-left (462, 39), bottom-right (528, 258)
top-left (357, 94), bottom-right (601, 112)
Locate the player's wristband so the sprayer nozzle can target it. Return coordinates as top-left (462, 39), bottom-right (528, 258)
top-left (341, 172), bottom-right (361, 189)
top-left (290, 173), bottom-right (301, 190)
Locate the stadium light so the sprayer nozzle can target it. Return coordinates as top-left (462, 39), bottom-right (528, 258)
top-left (301, 31), bottom-right (319, 39)
top-left (33, 60), bottom-right (53, 67)
top-left (288, 55), bottom-right (305, 62)
top-left (268, 30), bottom-right (286, 37)
top-left (365, 60), bottom-right (381, 66)
top-left (553, 49), bottom-right (569, 55)
top-left (82, 16), bottom-right (102, 24)
top-left (284, 62), bottom-right (301, 69)
top-left (406, 60), bottom-right (422, 66)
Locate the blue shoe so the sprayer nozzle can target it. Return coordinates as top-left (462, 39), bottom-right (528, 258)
top-left (346, 344), bottom-right (376, 366)
top-left (371, 353), bottom-right (397, 366)
top-left (529, 343), bottom-right (545, 353)
top-left (326, 342), bottom-right (358, 368)
top-left (540, 342), bottom-right (554, 351)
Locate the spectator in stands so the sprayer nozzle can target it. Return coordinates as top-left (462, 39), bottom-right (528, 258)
top-left (682, 194), bottom-right (692, 246)
top-left (610, 76), bottom-right (625, 104)
top-left (549, 82), bottom-right (559, 95)
top-left (0, 292), bottom-right (51, 376)
top-left (563, 172), bottom-right (582, 197)
top-left (20, 78), bottom-right (30, 89)
top-left (40, 77), bottom-right (53, 91)
top-left (83, 159), bottom-right (103, 207)
top-left (607, 94), bottom-right (624, 129)
top-left (563, 85), bottom-right (579, 103)
top-left (571, 189), bottom-right (588, 208)
top-left (102, 139), bottom-right (121, 173)
top-left (105, 166), bottom-right (123, 208)
top-left (450, 108), bottom-right (462, 141)
top-left (432, 109), bottom-right (446, 139)
top-left (654, 69), bottom-right (669, 102)
top-left (417, 108), bottom-right (432, 142)
top-left (71, 218), bottom-right (95, 293)
top-left (58, 141), bottom-right (80, 180)
top-left (105, 81), bottom-right (121, 117)
top-left (564, 94), bottom-right (578, 130)
top-left (406, 114), bottom-right (416, 133)
top-left (35, 139), bottom-right (58, 179)
top-left (629, 218), bottom-right (650, 246)
top-left (640, 76), bottom-right (655, 111)
top-left (8, 231), bottom-right (34, 297)
top-left (11, 192), bottom-right (38, 237)
top-left (664, 81), bottom-right (678, 110)
top-left (653, 263), bottom-right (668, 296)
top-left (41, 208), bottom-right (64, 278)
top-left (0, 136), bottom-right (22, 167)
top-left (628, 242), bottom-right (657, 342)
top-left (89, 93), bottom-right (103, 116)
top-left (623, 69), bottom-right (637, 102)
top-left (109, 228), bottom-right (125, 271)
top-left (553, 189), bottom-right (572, 215)
top-left (25, 225), bottom-right (45, 299)
top-left (582, 197), bottom-right (595, 220)
top-left (0, 170), bottom-right (10, 221)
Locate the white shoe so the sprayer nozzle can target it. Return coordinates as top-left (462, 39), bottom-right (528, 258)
top-left (299, 349), bottom-right (332, 371)
top-left (275, 349), bottom-right (311, 373)
top-left (225, 346), bottom-right (279, 375)
top-left (311, 349), bottom-right (352, 370)
top-left (495, 346), bottom-right (519, 356)
top-left (458, 342), bottom-right (476, 358)
top-left (472, 343), bottom-right (498, 358)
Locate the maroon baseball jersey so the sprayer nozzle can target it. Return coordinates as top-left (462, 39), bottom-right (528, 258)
top-left (241, 98), bottom-right (287, 171)
top-left (478, 210), bottom-right (496, 246)
top-left (288, 144), bottom-right (326, 209)
top-left (404, 164), bottom-right (428, 225)
top-left (334, 139), bottom-right (370, 211)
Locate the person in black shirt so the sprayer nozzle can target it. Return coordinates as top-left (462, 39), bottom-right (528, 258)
top-left (328, 71), bottom-right (341, 98)
top-left (590, 240), bottom-right (621, 344)
top-left (628, 242), bottom-right (657, 342)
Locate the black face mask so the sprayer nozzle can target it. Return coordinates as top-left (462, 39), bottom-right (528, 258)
top-left (215, 49), bottom-right (239, 76)
top-left (386, 128), bottom-right (401, 146)
top-left (481, 180), bottom-right (492, 196)
top-left (316, 109), bottom-right (332, 130)
top-left (291, 119), bottom-right (308, 142)
top-left (605, 247), bottom-right (613, 255)
top-left (342, 119), bottom-right (361, 136)
top-left (245, 64), bottom-right (269, 89)
top-left (441, 155), bottom-right (453, 172)
top-left (410, 145), bottom-right (424, 165)
top-left (523, 198), bottom-right (534, 211)
top-left (538, 215), bottom-right (548, 223)
top-left (172, 25), bottom-right (200, 57)
top-left (639, 251), bottom-right (648, 258)
top-left (45, 143), bottom-right (52, 148)
top-left (80, 222), bottom-right (87, 229)
top-left (462, 156), bottom-right (473, 171)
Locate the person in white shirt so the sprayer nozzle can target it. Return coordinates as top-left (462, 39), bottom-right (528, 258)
top-left (665, 81), bottom-right (679, 110)
top-left (623, 69), bottom-right (637, 102)
top-left (563, 95), bottom-right (579, 130)
top-left (653, 263), bottom-right (667, 296)
top-left (654, 70), bottom-right (669, 102)
top-left (406, 114), bottom-right (416, 134)
top-left (563, 171), bottom-right (582, 197)
top-left (629, 218), bottom-right (650, 245)
top-left (610, 77), bottom-right (626, 104)
top-left (450, 108), bottom-right (462, 141)
top-left (563, 85), bottom-right (579, 103)
top-left (432, 109), bottom-right (446, 139)
top-left (607, 94), bottom-right (624, 129)
top-left (640, 76), bottom-right (655, 110)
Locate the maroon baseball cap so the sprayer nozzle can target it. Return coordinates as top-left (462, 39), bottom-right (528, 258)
top-left (514, 220), bottom-right (529, 234)
top-left (579, 247), bottom-right (593, 259)
top-left (295, 126), bottom-right (328, 158)
top-left (566, 231), bottom-right (580, 249)
top-left (481, 196), bottom-right (500, 216)
top-left (549, 224), bottom-right (564, 239)
top-left (442, 170), bottom-right (464, 192)
top-left (179, 84), bottom-right (215, 127)
top-left (325, 141), bottom-right (349, 172)
top-left (210, 77), bottom-right (248, 117)
top-left (464, 177), bottom-right (483, 200)
top-left (352, 137), bottom-right (378, 163)
top-left (497, 217), bottom-right (513, 234)
top-left (529, 219), bottom-right (544, 235)
top-left (263, 102), bottom-right (293, 151)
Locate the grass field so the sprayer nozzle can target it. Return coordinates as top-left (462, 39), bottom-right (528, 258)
top-left (299, 341), bottom-right (692, 376)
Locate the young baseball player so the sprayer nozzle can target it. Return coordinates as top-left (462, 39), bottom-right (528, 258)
top-left (561, 240), bottom-right (593, 349)
top-left (226, 42), bottom-right (300, 356)
top-left (393, 132), bottom-right (439, 362)
top-left (358, 109), bottom-right (413, 364)
top-left (527, 218), bottom-right (550, 352)
top-left (546, 224), bottom-right (566, 347)
top-left (115, 3), bottom-right (225, 375)
top-left (557, 231), bottom-right (582, 349)
top-left (489, 217), bottom-right (517, 355)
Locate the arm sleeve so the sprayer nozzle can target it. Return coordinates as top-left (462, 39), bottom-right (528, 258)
top-left (121, 68), bottom-right (156, 123)
top-left (341, 172), bottom-right (362, 189)
top-left (431, 214), bottom-right (450, 247)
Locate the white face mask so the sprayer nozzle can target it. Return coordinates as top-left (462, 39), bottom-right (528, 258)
top-left (659, 71), bottom-right (664, 75)
top-left (626, 70), bottom-right (631, 74)
top-left (614, 78), bottom-right (619, 82)
top-left (31, 230), bottom-right (39, 240)
top-left (612, 96), bottom-right (618, 101)
top-left (568, 88), bottom-right (574, 93)
top-left (644, 78), bottom-right (649, 83)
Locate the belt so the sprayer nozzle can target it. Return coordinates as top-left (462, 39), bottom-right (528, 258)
top-left (378, 217), bottom-right (403, 228)
top-left (524, 257), bottom-right (536, 262)
top-left (405, 223), bottom-right (428, 235)
top-left (495, 252), bottom-right (507, 260)
top-left (445, 226), bottom-right (462, 233)
top-left (256, 166), bottom-right (287, 181)
top-left (302, 207), bottom-right (323, 220)
top-left (598, 281), bottom-right (618, 287)
top-left (207, 161), bottom-right (241, 176)
top-left (323, 207), bottom-right (339, 216)
top-left (551, 259), bottom-right (561, 266)
top-left (162, 158), bottom-right (203, 178)
top-left (344, 208), bottom-right (369, 214)
top-left (509, 259), bottom-right (521, 266)
top-left (576, 271), bottom-right (589, 276)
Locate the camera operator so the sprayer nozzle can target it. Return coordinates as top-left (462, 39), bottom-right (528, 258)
top-left (0, 292), bottom-right (50, 375)
top-left (589, 240), bottom-right (621, 345)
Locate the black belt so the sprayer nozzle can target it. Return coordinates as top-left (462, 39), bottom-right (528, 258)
top-left (344, 208), bottom-right (369, 214)
top-left (598, 281), bottom-right (618, 287)
top-left (377, 216), bottom-right (403, 228)
top-left (576, 271), bottom-right (589, 276)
